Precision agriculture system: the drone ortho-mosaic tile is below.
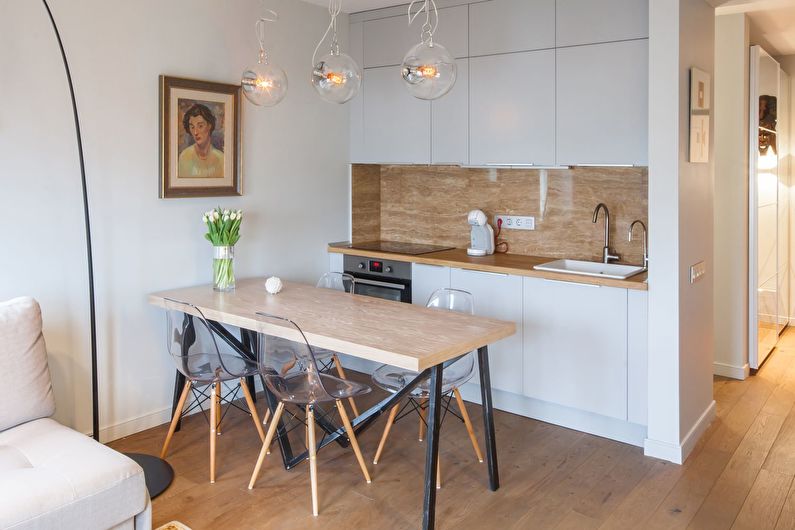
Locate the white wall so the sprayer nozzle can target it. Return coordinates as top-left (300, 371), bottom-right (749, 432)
top-left (646, 0), bottom-right (716, 464)
top-left (0, 0), bottom-right (351, 440)
top-left (713, 14), bottom-right (750, 379)
top-left (779, 56), bottom-right (795, 323)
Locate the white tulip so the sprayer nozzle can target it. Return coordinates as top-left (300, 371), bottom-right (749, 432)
top-left (223, 216), bottom-right (230, 223)
top-left (230, 212), bottom-right (237, 221)
top-left (213, 211), bottom-right (220, 220)
top-left (223, 209), bottom-right (230, 216)
top-left (202, 215), bottom-right (208, 223)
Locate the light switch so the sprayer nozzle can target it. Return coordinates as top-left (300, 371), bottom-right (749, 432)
top-left (690, 261), bottom-right (706, 284)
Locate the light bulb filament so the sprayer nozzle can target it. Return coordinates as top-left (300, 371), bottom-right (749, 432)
top-left (256, 78), bottom-right (274, 89)
top-left (418, 65), bottom-right (438, 78)
top-left (326, 72), bottom-right (346, 85)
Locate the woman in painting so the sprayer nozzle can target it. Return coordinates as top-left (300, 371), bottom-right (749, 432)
top-left (178, 103), bottom-right (224, 178)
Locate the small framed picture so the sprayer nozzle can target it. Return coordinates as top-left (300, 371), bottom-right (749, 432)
top-left (689, 67), bottom-right (711, 163)
top-left (159, 76), bottom-right (242, 198)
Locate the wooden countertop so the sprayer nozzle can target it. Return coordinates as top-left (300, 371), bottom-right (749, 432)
top-left (150, 278), bottom-right (516, 372)
top-left (329, 244), bottom-right (648, 291)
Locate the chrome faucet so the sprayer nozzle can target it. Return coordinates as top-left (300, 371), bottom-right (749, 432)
top-left (592, 203), bottom-right (620, 264)
top-left (628, 220), bottom-right (648, 270)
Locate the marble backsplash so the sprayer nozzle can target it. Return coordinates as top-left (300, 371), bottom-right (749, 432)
top-left (351, 164), bottom-right (648, 265)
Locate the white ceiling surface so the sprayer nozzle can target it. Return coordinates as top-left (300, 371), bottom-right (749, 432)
top-left (715, 0), bottom-right (795, 56)
top-left (301, 0), bottom-right (406, 13)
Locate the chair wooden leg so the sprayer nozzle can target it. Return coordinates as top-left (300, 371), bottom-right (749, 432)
top-left (215, 382), bottom-right (222, 436)
top-left (240, 378), bottom-right (266, 443)
top-left (248, 402), bottom-right (285, 490)
top-left (210, 382), bottom-right (219, 483)
top-left (419, 398), bottom-right (428, 442)
top-left (373, 404), bottom-right (400, 464)
top-left (332, 354), bottom-right (361, 417)
top-left (437, 458), bottom-right (441, 489)
top-left (160, 380), bottom-right (192, 458)
top-left (307, 405), bottom-right (319, 516)
top-left (453, 387), bottom-right (484, 463)
top-left (336, 400), bottom-right (371, 484)
top-left (262, 407), bottom-right (271, 425)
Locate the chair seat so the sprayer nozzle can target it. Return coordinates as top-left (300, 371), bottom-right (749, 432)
top-left (371, 355), bottom-right (476, 397)
top-left (264, 372), bottom-right (371, 405)
top-left (180, 353), bottom-right (260, 383)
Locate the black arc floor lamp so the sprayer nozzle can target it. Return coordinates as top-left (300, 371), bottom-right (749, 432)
top-left (42, 0), bottom-right (173, 498)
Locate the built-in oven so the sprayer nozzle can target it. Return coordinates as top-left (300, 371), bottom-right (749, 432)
top-left (343, 254), bottom-right (412, 303)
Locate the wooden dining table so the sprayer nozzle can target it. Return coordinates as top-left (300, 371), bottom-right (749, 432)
top-left (149, 277), bottom-right (516, 530)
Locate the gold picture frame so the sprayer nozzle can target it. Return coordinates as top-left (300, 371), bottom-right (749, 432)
top-left (159, 76), bottom-right (242, 198)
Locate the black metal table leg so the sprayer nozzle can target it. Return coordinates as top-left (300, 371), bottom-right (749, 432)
top-left (239, 329), bottom-right (257, 403)
top-left (171, 370), bottom-right (187, 432)
top-left (478, 345), bottom-right (499, 490)
top-left (422, 364), bottom-right (444, 530)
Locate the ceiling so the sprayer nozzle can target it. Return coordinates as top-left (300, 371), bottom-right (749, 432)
top-left (716, 0), bottom-right (795, 55)
top-left (302, 0), bottom-right (406, 13)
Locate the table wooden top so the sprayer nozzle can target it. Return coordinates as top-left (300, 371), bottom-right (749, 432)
top-left (149, 278), bottom-right (516, 372)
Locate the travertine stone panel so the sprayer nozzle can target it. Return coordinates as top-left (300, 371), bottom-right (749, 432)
top-left (351, 164), bottom-right (381, 243)
top-left (352, 164), bottom-right (648, 265)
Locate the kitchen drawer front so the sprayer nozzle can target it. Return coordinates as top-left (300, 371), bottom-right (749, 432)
top-left (522, 277), bottom-right (628, 420)
top-left (469, 0), bottom-right (555, 56)
top-left (451, 268), bottom-right (523, 394)
top-left (412, 263), bottom-right (451, 306)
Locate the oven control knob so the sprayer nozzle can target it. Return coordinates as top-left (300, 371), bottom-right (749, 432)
top-left (358, 262), bottom-right (365, 269)
top-left (385, 266), bottom-right (393, 273)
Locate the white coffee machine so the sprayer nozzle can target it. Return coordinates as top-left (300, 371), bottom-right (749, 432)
top-left (467, 209), bottom-right (495, 256)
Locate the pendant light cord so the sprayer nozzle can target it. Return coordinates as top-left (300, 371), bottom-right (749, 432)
top-left (41, 0), bottom-right (99, 442)
top-left (255, 9), bottom-right (278, 64)
top-left (408, 0), bottom-right (439, 45)
top-left (312, 0), bottom-right (342, 67)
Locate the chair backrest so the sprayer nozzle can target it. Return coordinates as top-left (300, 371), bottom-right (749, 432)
top-left (163, 298), bottom-right (245, 381)
top-left (426, 288), bottom-right (475, 315)
top-left (316, 272), bottom-right (355, 293)
top-left (0, 297), bottom-right (55, 432)
top-left (254, 312), bottom-right (333, 404)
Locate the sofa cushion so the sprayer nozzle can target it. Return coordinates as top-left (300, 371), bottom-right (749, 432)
top-left (0, 418), bottom-right (148, 530)
top-left (0, 297), bottom-right (55, 431)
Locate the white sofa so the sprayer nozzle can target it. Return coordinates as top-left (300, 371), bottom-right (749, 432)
top-left (0, 297), bottom-right (151, 530)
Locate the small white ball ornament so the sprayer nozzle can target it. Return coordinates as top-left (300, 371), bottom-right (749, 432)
top-left (265, 276), bottom-right (283, 294)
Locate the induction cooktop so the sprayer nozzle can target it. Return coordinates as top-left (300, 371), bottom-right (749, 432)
top-left (346, 241), bottom-right (455, 256)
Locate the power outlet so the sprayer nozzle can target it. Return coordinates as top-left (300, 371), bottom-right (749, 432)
top-left (495, 215), bottom-right (535, 231)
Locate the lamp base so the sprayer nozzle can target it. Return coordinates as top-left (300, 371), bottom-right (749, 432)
top-left (125, 453), bottom-right (174, 499)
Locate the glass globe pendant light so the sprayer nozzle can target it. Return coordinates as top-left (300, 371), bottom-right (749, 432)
top-left (401, 0), bottom-right (456, 100)
top-left (241, 11), bottom-right (288, 107)
top-left (312, 0), bottom-right (362, 104)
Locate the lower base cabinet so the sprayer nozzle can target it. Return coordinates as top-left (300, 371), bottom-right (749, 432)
top-left (451, 268), bottom-right (523, 395)
top-left (522, 277), bottom-right (629, 420)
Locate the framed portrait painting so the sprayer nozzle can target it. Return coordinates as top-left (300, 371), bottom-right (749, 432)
top-left (159, 76), bottom-right (242, 198)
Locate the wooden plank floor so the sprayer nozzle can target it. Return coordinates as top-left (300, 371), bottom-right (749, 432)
top-left (110, 330), bottom-right (795, 529)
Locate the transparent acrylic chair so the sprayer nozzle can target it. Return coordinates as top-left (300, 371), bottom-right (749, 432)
top-left (370, 288), bottom-right (483, 486)
top-left (248, 312), bottom-right (372, 516)
top-left (159, 299), bottom-right (266, 483)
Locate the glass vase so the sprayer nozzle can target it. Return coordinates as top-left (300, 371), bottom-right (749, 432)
top-left (212, 246), bottom-right (235, 292)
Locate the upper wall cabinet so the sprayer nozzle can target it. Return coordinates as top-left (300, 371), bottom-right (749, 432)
top-left (361, 67), bottom-right (431, 164)
top-left (432, 58), bottom-right (469, 165)
top-left (470, 50), bottom-right (555, 166)
top-left (556, 39), bottom-right (648, 166)
top-left (469, 0), bottom-right (555, 56)
top-left (363, 5), bottom-right (468, 68)
top-left (556, 0), bottom-right (649, 47)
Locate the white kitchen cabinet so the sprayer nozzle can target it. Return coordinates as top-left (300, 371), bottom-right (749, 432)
top-left (523, 277), bottom-right (628, 420)
top-left (627, 289), bottom-right (648, 425)
top-left (431, 59), bottom-right (469, 165)
top-left (328, 252), bottom-right (344, 273)
top-left (469, 50), bottom-right (556, 166)
top-left (363, 5), bottom-right (469, 68)
top-left (555, 39), bottom-right (648, 166)
top-left (469, 0), bottom-right (555, 56)
top-left (451, 268), bottom-right (523, 394)
top-left (361, 66), bottom-right (431, 164)
top-left (349, 21), bottom-right (365, 162)
top-left (555, 0), bottom-right (648, 47)
top-left (412, 263), bottom-right (451, 306)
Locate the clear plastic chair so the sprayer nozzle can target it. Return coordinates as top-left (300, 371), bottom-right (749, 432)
top-left (370, 289), bottom-right (484, 485)
top-left (159, 299), bottom-right (266, 484)
top-left (248, 312), bottom-right (372, 516)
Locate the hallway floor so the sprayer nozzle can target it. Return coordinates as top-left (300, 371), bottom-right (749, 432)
top-left (109, 330), bottom-right (795, 529)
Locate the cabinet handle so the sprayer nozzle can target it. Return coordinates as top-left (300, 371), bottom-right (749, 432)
top-left (573, 164), bottom-right (636, 168)
top-left (541, 278), bottom-right (601, 288)
top-left (457, 268), bottom-right (508, 277)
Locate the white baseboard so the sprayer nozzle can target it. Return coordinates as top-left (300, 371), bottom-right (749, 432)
top-left (713, 361), bottom-right (750, 380)
top-left (644, 400), bottom-right (716, 464)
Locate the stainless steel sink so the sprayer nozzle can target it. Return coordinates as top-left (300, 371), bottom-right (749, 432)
top-left (533, 259), bottom-right (646, 280)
